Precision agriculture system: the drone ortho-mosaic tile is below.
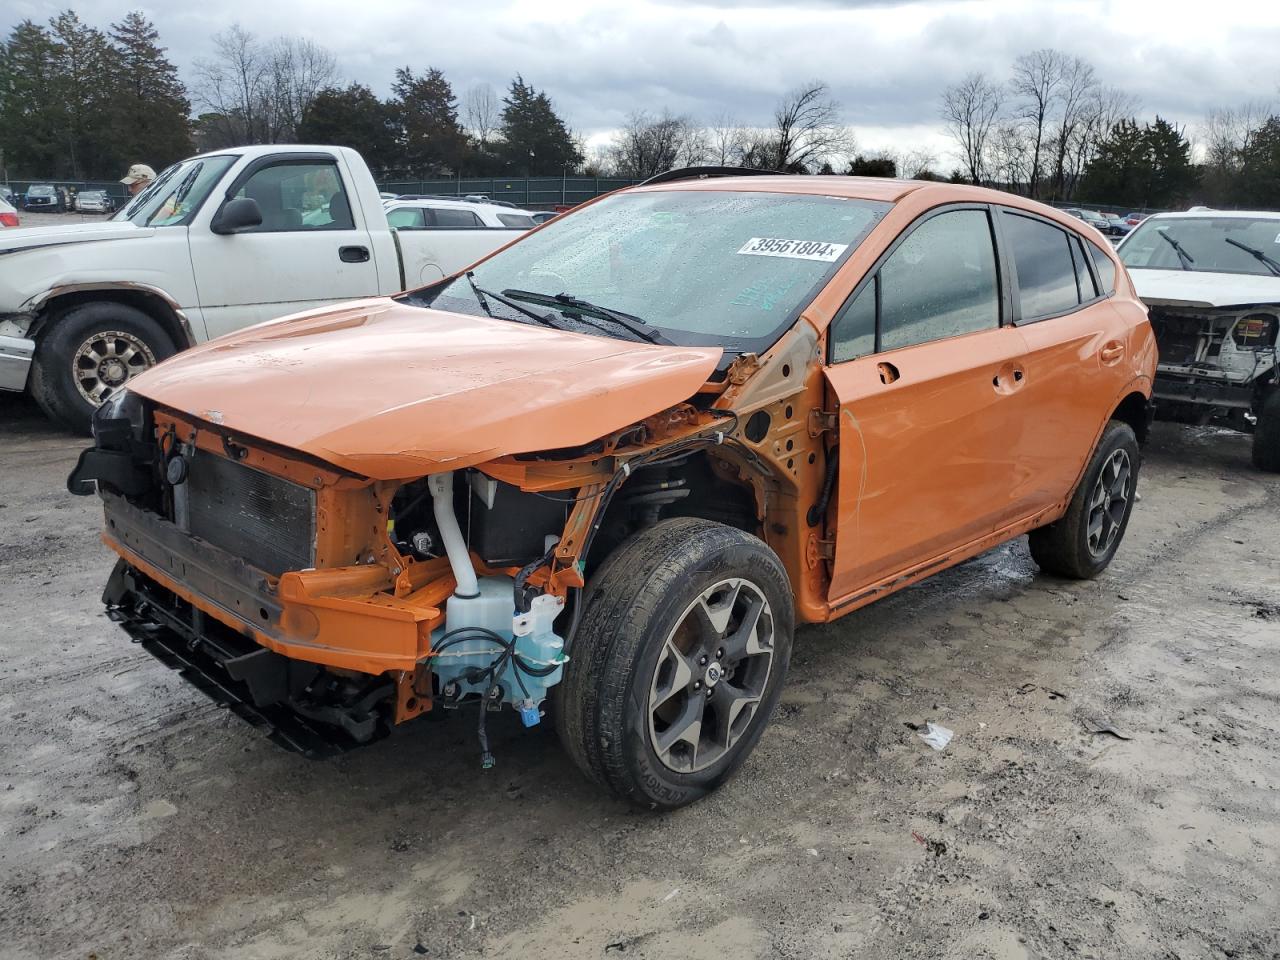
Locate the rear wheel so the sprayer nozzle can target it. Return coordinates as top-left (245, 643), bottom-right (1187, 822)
top-left (30, 301), bottom-right (175, 434)
top-left (1030, 420), bottom-right (1139, 579)
top-left (555, 518), bottom-right (793, 810)
top-left (1251, 389), bottom-right (1280, 472)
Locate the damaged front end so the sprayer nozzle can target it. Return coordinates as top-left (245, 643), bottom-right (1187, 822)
top-left (1148, 303), bottom-right (1279, 418)
top-left (70, 388), bottom-right (742, 760)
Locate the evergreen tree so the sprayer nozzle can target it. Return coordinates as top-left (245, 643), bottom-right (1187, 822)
top-left (1080, 117), bottom-right (1195, 208)
top-left (498, 76), bottom-right (582, 174)
top-left (390, 66), bottom-right (467, 176)
top-left (1236, 116), bottom-right (1280, 208)
top-left (48, 10), bottom-right (116, 179)
top-left (298, 84), bottom-right (401, 176)
top-left (0, 21), bottom-right (63, 177)
top-left (108, 12), bottom-right (192, 173)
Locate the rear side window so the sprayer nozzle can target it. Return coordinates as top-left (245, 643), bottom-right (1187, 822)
top-left (432, 207), bottom-right (483, 228)
top-left (1089, 242), bottom-right (1116, 294)
top-left (1071, 237), bottom-right (1099, 300)
top-left (387, 207), bottom-right (426, 229)
top-left (1002, 212), bottom-right (1079, 319)
top-left (497, 212), bottom-right (535, 228)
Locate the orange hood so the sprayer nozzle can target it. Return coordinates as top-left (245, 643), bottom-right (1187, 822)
top-left (129, 298), bottom-right (723, 480)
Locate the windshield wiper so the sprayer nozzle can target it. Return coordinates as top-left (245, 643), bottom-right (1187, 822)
top-left (502, 289), bottom-right (673, 345)
top-left (465, 273), bottom-right (559, 329)
top-left (1156, 229), bottom-right (1195, 270)
top-left (1224, 237), bottom-right (1280, 276)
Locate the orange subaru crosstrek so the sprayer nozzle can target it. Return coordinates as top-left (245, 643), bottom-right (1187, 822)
top-left (69, 170), bottom-right (1156, 809)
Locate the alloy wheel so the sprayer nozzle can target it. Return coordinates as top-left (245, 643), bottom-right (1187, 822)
top-left (72, 330), bottom-right (157, 405)
top-left (647, 577), bottom-right (775, 773)
top-left (1086, 448), bottom-right (1131, 557)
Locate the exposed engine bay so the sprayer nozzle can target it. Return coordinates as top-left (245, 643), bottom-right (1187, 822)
top-left (1148, 304), bottom-right (1278, 416)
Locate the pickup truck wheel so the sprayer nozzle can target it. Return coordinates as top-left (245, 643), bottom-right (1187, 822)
top-left (30, 302), bottom-right (175, 434)
top-left (555, 518), bottom-right (793, 810)
top-left (1252, 390), bottom-right (1280, 472)
top-left (1029, 420), bottom-right (1140, 579)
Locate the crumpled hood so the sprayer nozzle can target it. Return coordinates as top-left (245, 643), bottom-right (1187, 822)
top-left (0, 219), bottom-right (149, 255)
top-left (129, 298), bottom-right (723, 479)
top-left (1129, 268), bottom-right (1280, 309)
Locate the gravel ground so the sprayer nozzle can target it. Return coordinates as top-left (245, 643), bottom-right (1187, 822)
top-left (1, 392), bottom-right (1278, 960)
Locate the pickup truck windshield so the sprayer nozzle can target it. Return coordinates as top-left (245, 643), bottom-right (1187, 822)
top-left (115, 155), bottom-right (237, 227)
top-left (1120, 216), bottom-right (1280, 278)
top-left (413, 189), bottom-right (890, 353)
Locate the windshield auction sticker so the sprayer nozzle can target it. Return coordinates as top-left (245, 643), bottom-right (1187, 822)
top-left (737, 238), bottom-right (849, 262)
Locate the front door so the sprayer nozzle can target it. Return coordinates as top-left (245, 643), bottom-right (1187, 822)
top-left (822, 206), bottom-right (1028, 602)
top-left (190, 155), bottom-right (380, 339)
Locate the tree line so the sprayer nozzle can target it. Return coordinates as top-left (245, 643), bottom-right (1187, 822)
top-left (2, 17), bottom-right (1279, 211)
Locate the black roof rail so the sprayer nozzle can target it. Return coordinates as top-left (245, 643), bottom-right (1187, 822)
top-left (639, 166), bottom-right (784, 186)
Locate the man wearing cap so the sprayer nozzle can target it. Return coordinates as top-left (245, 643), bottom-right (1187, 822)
top-left (121, 163), bottom-right (156, 195)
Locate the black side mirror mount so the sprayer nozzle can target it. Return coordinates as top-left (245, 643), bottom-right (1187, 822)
top-left (211, 197), bottom-right (263, 235)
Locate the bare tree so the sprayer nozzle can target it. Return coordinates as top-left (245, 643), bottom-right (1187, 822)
top-left (194, 25), bottom-right (271, 146)
top-left (771, 81), bottom-right (853, 171)
top-left (1200, 100), bottom-right (1272, 203)
top-left (988, 121), bottom-right (1031, 191)
top-left (1045, 55), bottom-right (1097, 199)
top-left (941, 71), bottom-right (1003, 184)
top-left (462, 83), bottom-right (500, 146)
top-left (269, 36), bottom-right (337, 141)
top-left (1065, 85), bottom-right (1138, 198)
top-left (707, 112), bottom-right (747, 165)
top-left (609, 110), bottom-right (705, 178)
top-left (898, 147), bottom-right (939, 179)
top-left (1010, 48), bottom-right (1067, 198)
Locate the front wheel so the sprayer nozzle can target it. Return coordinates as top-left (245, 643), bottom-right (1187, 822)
top-left (555, 518), bottom-right (794, 810)
top-left (30, 301), bottom-right (176, 434)
top-left (1251, 390), bottom-right (1280, 473)
top-left (1029, 420), bottom-right (1140, 579)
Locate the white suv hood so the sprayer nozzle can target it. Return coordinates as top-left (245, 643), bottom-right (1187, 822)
top-left (1128, 268), bottom-right (1280, 309)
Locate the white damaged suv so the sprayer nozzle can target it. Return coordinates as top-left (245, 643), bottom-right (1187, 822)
top-left (1118, 209), bottom-right (1280, 470)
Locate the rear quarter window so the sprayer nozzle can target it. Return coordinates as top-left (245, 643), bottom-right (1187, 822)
top-left (497, 213), bottom-right (536, 228)
top-left (1089, 241), bottom-right (1116, 294)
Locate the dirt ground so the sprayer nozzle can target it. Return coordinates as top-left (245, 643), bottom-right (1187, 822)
top-left (1, 391), bottom-right (1277, 960)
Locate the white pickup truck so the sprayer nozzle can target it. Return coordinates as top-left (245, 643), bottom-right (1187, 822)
top-left (0, 144), bottom-right (529, 431)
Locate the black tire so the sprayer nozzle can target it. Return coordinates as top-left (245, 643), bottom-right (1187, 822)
top-left (555, 518), bottom-right (794, 810)
top-left (1251, 390), bottom-right (1280, 473)
top-left (30, 301), bottom-right (176, 434)
top-left (1029, 420), bottom-right (1140, 579)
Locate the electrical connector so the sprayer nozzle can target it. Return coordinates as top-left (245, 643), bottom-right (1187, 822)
top-left (519, 703), bottom-right (541, 727)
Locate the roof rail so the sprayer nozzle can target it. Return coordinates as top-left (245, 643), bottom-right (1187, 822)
top-left (639, 166), bottom-right (784, 186)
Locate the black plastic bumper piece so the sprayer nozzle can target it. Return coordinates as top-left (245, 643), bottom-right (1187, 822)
top-left (104, 560), bottom-right (392, 759)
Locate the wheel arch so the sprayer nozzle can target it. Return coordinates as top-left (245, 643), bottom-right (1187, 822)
top-left (29, 283), bottom-right (196, 353)
top-left (1109, 388), bottom-right (1152, 448)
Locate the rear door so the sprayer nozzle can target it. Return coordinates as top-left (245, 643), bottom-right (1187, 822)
top-left (997, 209), bottom-right (1129, 516)
top-left (189, 153), bottom-right (382, 337)
top-left (823, 205), bottom-right (1027, 602)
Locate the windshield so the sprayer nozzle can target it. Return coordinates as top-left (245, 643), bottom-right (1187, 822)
top-left (406, 189), bottom-right (889, 352)
top-left (28, 185), bottom-right (54, 196)
top-left (113, 155), bottom-right (237, 227)
top-left (1119, 215), bottom-right (1280, 277)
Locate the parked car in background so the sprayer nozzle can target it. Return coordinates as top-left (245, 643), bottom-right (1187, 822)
top-left (22, 184), bottom-right (63, 212)
top-left (74, 190), bottom-right (117, 214)
top-left (528, 210), bottom-right (560, 224)
top-left (1117, 209), bottom-right (1280, 470)
top-left (1, 186), bottom-right (17, 206)
top-left (1104, 215), bottom-right (1134, 236)
top-left (0, 145), bottom-right (530, 432)
top-left (1125, 211), bottom-right (1149, 227)
top-left (384, 196), bottom-right (537, 230)
top-left (0, 196), bottom-right (20, 228)
top-left (67, 171), bottom-right (1155, 808)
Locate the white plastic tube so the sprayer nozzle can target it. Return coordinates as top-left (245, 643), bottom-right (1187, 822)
top-left (428, 471), bottom-right (479, 598)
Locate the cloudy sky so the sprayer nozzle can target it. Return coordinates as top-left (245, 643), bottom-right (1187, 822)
top-left (7, 0), bottom-right (1280, 163)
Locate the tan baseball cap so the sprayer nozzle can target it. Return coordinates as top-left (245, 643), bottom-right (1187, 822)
top-left (120, 163), bottom-right (157, 185)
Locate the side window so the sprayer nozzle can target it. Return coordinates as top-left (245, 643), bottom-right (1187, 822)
top-left (232, 161), bottom-right (354, 232)
top-left (831, 279), bottom-right (876, 362)
top-left (497, 212), bottom-right (536, 228)
top-left (432, 207), bottom-right (483, 228)
top-left (387, 207), bottom-right (426, 229)
top-left (1002, 212), bottom-right (1079, 319)
top-left (1088, 241), bottom-right (1116, 294)
top-left (879, 209), bottom-right (1000, 351)
top-left (831, 209), bottom-right (999, 360)
top-left (1071, 236), bottom-right (1099, 300)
